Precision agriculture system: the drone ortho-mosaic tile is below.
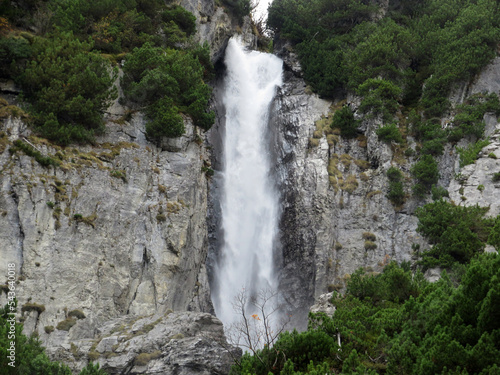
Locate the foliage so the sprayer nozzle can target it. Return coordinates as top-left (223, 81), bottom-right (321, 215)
top-left (330, 105), bottom-right (358, 138)
top-left (231, 256), bottom-right (500, 374)
top-left (357, 78), bottom-right (401, 122)
top-left (416, 200), bottom-right (494, 268)
top-left (431, 184), bottom-right (449, 201)
top-left (18, 32), bottom-right (117, 145)
top-left (121, 42), bottom-right (214, 141)
top-left (0, 35), bottom-right (32, 78)
top-left (267, 0), bottom-right (500, 120)
top-left (9, 140), bottom-right (60, 167)
top-left (376, 123), bottom-right (402, 143)
top-left (411, 155), bottom-right (439, 196)
top-left (49, 0), bottom-right (181, 52)
top-left (0, 303), bottom-right (107, 374)
top-left (449, 93), bottom-right (500, 142)
top-left (386, 166), bottom-right (404, 206)
top-left (457, 138), bottom-right (491, 167)
top-left (220, 0), bottom-right (251, 22)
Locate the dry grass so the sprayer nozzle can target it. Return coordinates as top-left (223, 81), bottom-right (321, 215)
top-left (340, 175), bottom-right (358, 194)
top-left (354, 159), bottom-right (371, 170)
top-left (362, 232), bottom-right (376, 241)
top-left (366, 190), bottom-right (382, 199)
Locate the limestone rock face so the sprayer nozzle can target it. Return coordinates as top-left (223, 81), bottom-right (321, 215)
top-left (180, 0), bottom-right (235, 63)
top-left (45, 311), bottom-right (239, 375)
top-left (271, 47), bottom-right (426, 329)
top-left (272, 36), bottom-right (500, 325)
top-left (0, 111), bottom-right (217, 366)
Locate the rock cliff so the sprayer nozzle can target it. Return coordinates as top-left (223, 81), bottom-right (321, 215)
top-left (272, 43), bottom-right (500, 325)
top-left (0, 0), bottom-right (243, 373)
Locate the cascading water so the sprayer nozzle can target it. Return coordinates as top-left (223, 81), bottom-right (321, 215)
top-left (211, 37), bottom-right (284, 331)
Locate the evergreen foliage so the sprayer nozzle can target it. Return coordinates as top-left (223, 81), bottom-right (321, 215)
top-left (457, 138), bottom-right (491, 167)
top-left (411, 154), bottom-right (439, 196)
top-left (330, 106), bottom-right (358, 138)
top-left (376, 123), bottom-right (402, 143)
top-left (268, 0), bottom-right (500, 122)
top-left (18, 32), bottom-right (117, 145)
top-left (416, 200), bottom-right (495, 268)
top-left (1, 0), bottom-right (212, 145)
top-left (231, 255), bottom-right (500, 374)
top-left (0, 303), bottom-right (107, 374)
top-left (386, 166), bottom-right (404, 206)
top-left (121, 42), bottom-right (214, 141)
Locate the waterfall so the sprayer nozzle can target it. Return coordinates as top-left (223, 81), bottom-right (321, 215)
top-left (212, 37), bottom-right (284, 331)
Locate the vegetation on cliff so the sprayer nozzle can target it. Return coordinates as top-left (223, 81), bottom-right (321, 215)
top-left (0, 303), bottom-right (106, 374)
top-left (0, 0), bottom-right (215, 145)
top-left (269, 0), bottom-right (500, 199)
top-left (231, 254), bottom-right (500, 374)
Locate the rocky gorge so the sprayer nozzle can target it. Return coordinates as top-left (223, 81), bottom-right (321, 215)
top-left (1, 0), bottom-right (500, 373)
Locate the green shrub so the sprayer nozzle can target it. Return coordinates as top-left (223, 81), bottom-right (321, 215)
top-left (362, 232), bottom-right (376, 241)
top-left (416, 200), bottom-right (493, 268)
top-left (330, 106), bottom-right (358, 138)
top-left (44, 325), bottom-right (55, 334)
top-left (431, 185), bottom-right (449, 201)
top-left (449, 93), bottom-right (500, 142)
top-left (161, 5), bottom-right (196, 37)
top-left (457, 138), bottom-right (490, 167)
top-left (358, 78), bottom-right (402, 121)
top-left (0, 35), bottom-right (32, 79)
top-left (411, 155), bottom-right (439, 196)
top-left (220, 0), bottom-right (251, 22)
top-left (376, 123), bottom-right (402, 143)
top-left (18, 32), bottom-right (117, 145)
top-left (10, 140), bottom-right (60, 167)
top-left (122, 42), bottom-right (214, 141)
top-left (386, 167), bottom-right (405, 206)
top-left (492, 172), bottom-right (500, 182)
top-left (0, 303), bottom-right (75, 373)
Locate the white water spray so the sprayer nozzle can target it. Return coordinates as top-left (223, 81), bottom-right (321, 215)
top-left (212, 38), bottom-right (283, 328)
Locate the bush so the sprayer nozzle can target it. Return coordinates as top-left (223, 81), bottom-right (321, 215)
top-left (416, 200), bottom-right (493, 268)
top-left (457, 138), bottom-right (490, 167)
top-left (386, 166), bottom-right (405, 206)
top-left (376, 123), bottom-right (402, 143)
top-left (331, 106), bottom-right (358, 138)
top-left (0, 35), bottom-right (32, 78)
top-left (431, 185), bottom-right (449, 201)
top-left (161, 5), bottom-right (196, 36)
top-left (56, 317), bottom-right (77, 331)
top-left (362, 232), bottom-right (376, 241)
top-left (358, 78), bottom-right (402, 121)
top-left (10, 140), bottom-right (60, 167)
top-left (18, 32), bottom-right (117, 145)
top-left (21, 303), bottom-right (45, 314)
top-left (364, 240), bottom-right (377, 250)
top-left (122, 42), bottom-right (214, 141)
top-left (411, 155), bottom-right (439, 196)
top-left (221, 0), bottom-right (251, 22)
top-left (68, 309), bottom-right (86, 319)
